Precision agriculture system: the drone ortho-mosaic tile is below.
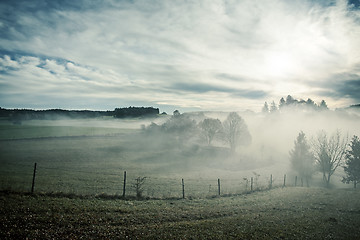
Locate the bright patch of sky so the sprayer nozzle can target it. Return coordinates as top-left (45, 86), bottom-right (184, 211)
top-left (0, 0), bottom-right (359, 112)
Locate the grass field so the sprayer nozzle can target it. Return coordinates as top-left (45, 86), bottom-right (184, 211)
top-left (1, 187), bottom-right (359, 239)
top-left (0, 119), bottom-right (288, 198)
top-left (0, 119), bottom-right (139, 140)
top-left (1, 118), bottom-right (360, 239)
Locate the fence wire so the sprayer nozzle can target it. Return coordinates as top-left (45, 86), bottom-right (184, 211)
top-left (0, 162), bottom-right (292, 198)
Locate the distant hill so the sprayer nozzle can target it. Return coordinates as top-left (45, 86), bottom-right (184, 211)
top-left (0, 106), bottom-right (160, 122)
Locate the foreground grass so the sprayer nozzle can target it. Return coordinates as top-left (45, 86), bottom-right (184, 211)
top-left (1, 188), bottom-right (359, 239)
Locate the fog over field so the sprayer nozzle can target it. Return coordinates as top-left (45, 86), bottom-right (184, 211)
top-left (1, 106), bottom-right (360, 238)
top-left (1, 0), bottom-right (359, 191)
top-left (2, 105), bottom-right (358, 193)
top-left (1, 0), bottom-right (360, 238)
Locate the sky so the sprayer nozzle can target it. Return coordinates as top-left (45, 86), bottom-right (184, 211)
top-left (0, 0), bottom-right (359, 113)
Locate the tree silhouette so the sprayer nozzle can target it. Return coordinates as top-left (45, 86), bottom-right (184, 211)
top-left (270, 101), bottom-right (278, 113)
top-left (222, 112), bottom-right (251, 152)
top-left (319, 100), bottom-right (328, 110)
top-left (286, 95), bottom-right (296, 105)
top-left (279, 97), bottom-right (286, 109)
top-left (289, 131), bottom-right (315, 187)
top-left (173, 110), bottom-right (180, 117)
top-left (313, 130), bottom-right (348, 187)
top-left (262, 102), bottom-right (269, 113)
top-left (342, 135), bottom-right (360, 188)
top-left (162, 112), bottom-right (197, 145)
top-left (199, 118), bottom-right (222, 145)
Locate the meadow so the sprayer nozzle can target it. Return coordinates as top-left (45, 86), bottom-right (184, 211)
top-left (1, 117), bottom-right (360, 239)
top-left (0, 118), bottom-right (288, 198)
top-left (1, 187), bottom-right (360, 239)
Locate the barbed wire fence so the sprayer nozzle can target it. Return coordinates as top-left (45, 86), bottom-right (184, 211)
top-left (0, 162), bottom-right (301, 199)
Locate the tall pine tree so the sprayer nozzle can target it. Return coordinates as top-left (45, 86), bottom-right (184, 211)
top-left (342, 135), bottom-right (360, 188)
top-left (289, 131), bottom-right (315, 187)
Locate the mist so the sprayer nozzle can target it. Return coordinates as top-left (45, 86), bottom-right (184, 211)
top-left (1, 105), bottom-right (359, 196)
top-left (117, 106), bottom-right (360, 185)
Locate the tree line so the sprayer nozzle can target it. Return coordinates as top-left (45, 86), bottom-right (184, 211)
top-left (290, 131), bottom-right (360, 188)
top-left (0, 106), bottom-right (160, 123)
top-left (145, 110), bottom-right (251, 152)
top-left (262, 95), bottom-right (329, 113)
top-left (114, 107), bottom-right (159, 118)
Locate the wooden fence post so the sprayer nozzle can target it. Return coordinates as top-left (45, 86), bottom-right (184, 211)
top-left (283, 174), bottom-right (286, 188)
top-left (122, 171), bottom-right (126, 198)
top-left (182, 179), bottom-right (185, 199)
top-left (295, 176), bottom-right (297, 187)
top-left (218, 179), bottom-right (221, 196)
top-left (31, 163), bottom-right (37, 193)
top-left (269, 174), bottom-right (272, 189)
top-left (250, 177), bottom-right (253, 191)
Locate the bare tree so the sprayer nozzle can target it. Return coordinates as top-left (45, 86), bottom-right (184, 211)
top-left (222, 112), bottom-right (251, 152)
top-left (313, 130), bottom-right (348, 187)
top-left (134, 177), bottom-right (147, 199)
top-left (199, 118), bottom-right (222, 145)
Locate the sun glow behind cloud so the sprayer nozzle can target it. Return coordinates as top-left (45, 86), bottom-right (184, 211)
top-left (0, 0), bottom-right (359, 112)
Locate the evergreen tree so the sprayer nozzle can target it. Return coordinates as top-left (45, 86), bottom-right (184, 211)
top-left (319, 100), bottom-right (328, 110)
top-left (286, 95), bottom-right (296, 105)
top-left (306, 98), bottom-right (317, 109)
top-left (279, 97), bottom-right (286, 109)
top-left (173, 110), bottom-right (180, 117)
top-left (262, 102), bottom-right (269, 113)
top-left (342, 135), bottom-right (360, 188)
top-left (306, 98), bottom-right (315, 106)
top-left (270, 101), bottom-right (278, 113)
top-left (289, 131), bottom-right (314, 187)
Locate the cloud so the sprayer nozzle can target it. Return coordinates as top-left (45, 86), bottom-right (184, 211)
top-left (0, 55), bottom-right (19, 71)
top-left (171, 82), bottom-right (235, 94)
top-left (0, 0), bottom-right (360, 111)
top-left (317, 73), bottom-right (360, 101)
top-left (337, 79), bottom-right (360, 101)
top-left (170, 81), bottom-right (267, 100)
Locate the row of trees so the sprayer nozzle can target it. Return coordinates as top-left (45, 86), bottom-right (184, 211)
top-left (146, 111), bottom-right (251, 152)
top-left (0, 106), bottom-right (162, 123)
top-left (0, 108), bottom-right (114, 122)
top-left (290, 131), bottom-right (360, 188)
top-left (262, 95), bottom-right (329, 113)
top-left (114, 107), bottom-right (159, 118)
